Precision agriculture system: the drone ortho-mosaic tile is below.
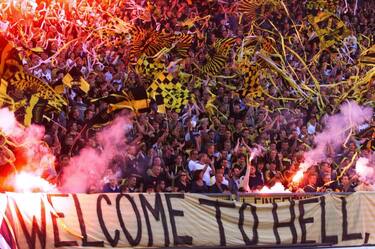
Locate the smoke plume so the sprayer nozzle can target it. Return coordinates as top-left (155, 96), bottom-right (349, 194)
top-left (302, 101), bottom-right (373, 169)
top-left (59, 115), bottom-right (133, 193)
top-left (0, 108), bottom-right (57, 192)
top-left (355, 155), bottom-right (375, 182)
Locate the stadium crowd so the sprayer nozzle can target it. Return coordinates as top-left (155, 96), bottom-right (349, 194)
top-left (0, 0), bottom-right (374, 194)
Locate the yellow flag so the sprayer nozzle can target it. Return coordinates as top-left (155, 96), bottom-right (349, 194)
top-left (79, 77), bottom-right (90, 93)
top-left (0, 79), bottom-right (8, 97)
top-left (62, 73), bottom-right (73, 88)
top-left (54, 85), bottom-right (65, 94)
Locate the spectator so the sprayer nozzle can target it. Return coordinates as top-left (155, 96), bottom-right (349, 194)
top-left (191, 170), bottom-right (209, 193)
top-left (102, 176), bottom-right (120, 193)
top-left (210, 170), bottom-right (230, 194)
top-left (175, 170), bottom-right (190, 193)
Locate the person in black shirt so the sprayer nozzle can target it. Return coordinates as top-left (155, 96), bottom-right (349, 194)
top-left (175, 170), bottom-right (190, 192)
top-left (249, 165), bottom-right (263, 190)
top-left (210, 171), bottom-right (230, 193)
top-left (337, 175), bottom-right (355, 192)
top-left (303, 173), bottom-right (318, 193)
top-left (191, 169), bottom-right (209, 193)
top-left (143, 161), bottom-right (167, 192)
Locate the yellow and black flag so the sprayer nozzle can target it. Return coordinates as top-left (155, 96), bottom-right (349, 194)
top-left (108, 87), bottom-right (150, 114)
top-left (240, 63), bottom-right (263, 99)
top-left (135, 55), bottom-right (165, 79)
top-left (238, 0), bottom-right (279, 21)
top-left (172, 34), bottom-right (194, 58)
top-left (129, 26), bottom-right (174, 62)
top-left (306, 0), bottom-right (338, 13)
top-left (147, 71), bottom-right (189, 113)
top-left (200, 38), bottom-right (236, 75)
top-left (1, 35), bottom-right (67, 125)
top-left (308, 12), bottom-right (350, 50)
top-left (8, 71), bottom-right (67, 125)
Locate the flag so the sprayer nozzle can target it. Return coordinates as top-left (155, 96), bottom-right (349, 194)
top-left (79, 77), bottom-right (90, 93)
top-left (62, 73), bottom-right (73, 87)
top-left (238, 0), bottom-right (265, 19)
top-left (129, 26), bottom-right (173, 61)
top-left (172, 34), bottom-right (193, 58)
top-left (240, 63), bottom-right (263, 98)
top-left (1, 35), bottom-right (67, 125)
top-left (9, 71), bottom-right (67, 110)
top-left (147, 71), bottom-right (189, 113)
top-left (135, 55), bottom-right (164, 78)
top-left (306, 0), bottom-right (338, 13)
top-left (127, 87), bottom-right (150, 113)
top-left (308, 12), bottom-right (350, 50)
top-left (108, 87), bottom-right (150, 114)
top-left (200, 38), bottom-right (236, 75)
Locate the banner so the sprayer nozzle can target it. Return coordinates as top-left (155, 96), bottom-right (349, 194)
top-left (1, 192), bottom-right (375, 248)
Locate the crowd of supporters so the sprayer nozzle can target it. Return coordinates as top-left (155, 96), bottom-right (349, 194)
top-left (0, 0), bottom-right (374, 194)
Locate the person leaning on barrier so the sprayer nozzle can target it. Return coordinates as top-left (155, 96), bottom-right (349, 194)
top-left (303, 173), bottom-right (318, 193)
top-left (337, 175), bottom-right (355, 193)
top-left (191, 169), bottom-right (209, 193)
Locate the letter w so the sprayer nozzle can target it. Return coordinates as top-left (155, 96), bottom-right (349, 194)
top-left (13, 198), bottom-right (46, 249)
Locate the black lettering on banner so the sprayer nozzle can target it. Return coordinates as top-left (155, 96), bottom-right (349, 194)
top-left (165, 194), bottom-right (193, 245)
top-left (273, 197), bottom-right (281, 203)
top-left (238, 203), bottom-right (258, 245)
top-left (47, 194), bottom-right (79, 247)
top-left (272, 200), bottom-right (297, 244)
top-left (198, 198), bottom-right (236, 246)
top-left (298, 198), bottom-right (318, 243)
top-left (340, 197), bottom-right (362, 241)
top-left (72, 194), bottom-right (104, 247)
top-left (13, 197), bottom-right (46, 249)
top-left (320, 196), bottom-right (338, 244)
top-left (116, 194), bottom-right (142, 246)
top-left (282, 197), bottom-right (291, 202)
top-left (97, 194), bottom-right (120, 247)
top-left (254, 197), bottom-right (261, 204)
top-left (140, 193), bottom-right (170, 247)
top-left (364, 233), bottom-right (370, 244)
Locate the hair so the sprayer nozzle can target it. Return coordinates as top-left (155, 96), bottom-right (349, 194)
top-left (197, 153), bottom-right (207, 161)
top-left (193, 170), bottom-right (203, 181)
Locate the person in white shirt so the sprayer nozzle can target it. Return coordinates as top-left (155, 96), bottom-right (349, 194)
top-left (187, 150), bottom-right (199, 173)
top-left (189, 153), bottom-right (215, 186)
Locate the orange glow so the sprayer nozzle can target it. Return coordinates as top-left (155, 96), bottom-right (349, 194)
top-left (13, 172), bottom-right (58, 193)
top-left (258, 182), bottom-right (290, 193)
top-left (292, 169), bottom-right (304, 183)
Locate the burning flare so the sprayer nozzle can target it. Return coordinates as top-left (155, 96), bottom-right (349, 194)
top-left (0, 108), bottom-right (57, 192)
top-left (292, 169), bottom-right (304, 184)
top-left (258, 182), bottom-right (291, 193)
top-left (13, 172), bottom-right (57, 193)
